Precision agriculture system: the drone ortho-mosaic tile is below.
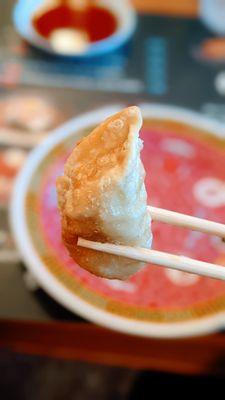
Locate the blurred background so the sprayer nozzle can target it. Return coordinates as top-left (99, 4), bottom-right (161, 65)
top-left (1, 0), bottom-right (225, 398)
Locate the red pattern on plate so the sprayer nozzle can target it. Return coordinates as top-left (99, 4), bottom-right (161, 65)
top-left (39, 126), bottom-right (225, 311)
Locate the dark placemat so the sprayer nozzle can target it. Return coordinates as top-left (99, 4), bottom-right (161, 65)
top-left (1, 350), bottom-right (224, 399)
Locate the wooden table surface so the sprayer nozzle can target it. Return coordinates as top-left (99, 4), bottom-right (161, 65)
top-left (1, 0), bottom-right (225, 377)
top-left (1, 319), bottom-right (225, 376)
top-left (132, 0), bottom-right (198, 17)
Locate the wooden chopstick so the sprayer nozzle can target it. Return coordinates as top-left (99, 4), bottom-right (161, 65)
top-left (78, 238), bottom-right (225, 281)
top-left (77, 209), bottom-right (225, 280)
top-left (148, 206), bottom-right (225, 238)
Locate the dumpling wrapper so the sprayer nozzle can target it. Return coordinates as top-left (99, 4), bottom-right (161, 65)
top-left (57, 106), bottom-right (152, 280)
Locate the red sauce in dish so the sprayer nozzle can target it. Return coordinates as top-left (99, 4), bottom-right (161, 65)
top-left (32, 2), bottom-right (117, 42)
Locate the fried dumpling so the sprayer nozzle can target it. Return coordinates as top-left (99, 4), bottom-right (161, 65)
top-left (57, 106), bottom-right (152, 279)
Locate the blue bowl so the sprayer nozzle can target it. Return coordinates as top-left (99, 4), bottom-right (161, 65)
top-left (13, 0), bottom-right (137, 58)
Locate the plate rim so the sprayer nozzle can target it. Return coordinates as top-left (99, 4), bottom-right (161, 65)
top-left (10, 103), bottom-right (225, 338)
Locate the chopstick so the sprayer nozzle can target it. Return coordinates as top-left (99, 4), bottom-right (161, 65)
top-left (77, 209), bottom-right (225, 280)
top-left (78, 238), bottom-right (225, 281)
top-left (148, 206), bottom-right (225, 238)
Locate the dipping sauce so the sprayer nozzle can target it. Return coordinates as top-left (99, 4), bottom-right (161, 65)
top-left (32, 2), bottom-right (117, 44)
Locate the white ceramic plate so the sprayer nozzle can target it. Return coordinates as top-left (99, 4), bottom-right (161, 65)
top-left (10, 104), bottom-right (225, 338)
